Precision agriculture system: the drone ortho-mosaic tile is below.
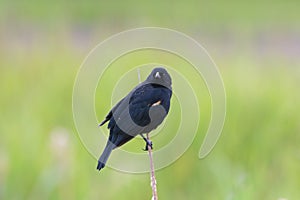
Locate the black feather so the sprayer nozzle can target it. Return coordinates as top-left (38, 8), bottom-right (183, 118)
top-left (97, 67), bottom-right (172, 171)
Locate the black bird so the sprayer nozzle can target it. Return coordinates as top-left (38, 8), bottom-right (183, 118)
top-left (97, 67), bottom-right (172, 171)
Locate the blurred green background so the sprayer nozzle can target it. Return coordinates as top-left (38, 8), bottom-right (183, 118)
top-left (1, 1), bottom-right (300, 199)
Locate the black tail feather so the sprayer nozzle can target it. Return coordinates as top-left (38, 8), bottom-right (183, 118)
top-left (97, 141), bottom-right (115, 171)
top-left (97, 161), bottom-right (106, 171)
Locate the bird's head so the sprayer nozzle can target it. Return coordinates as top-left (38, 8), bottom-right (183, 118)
top-left (146, 67), bottom-right (172, 88)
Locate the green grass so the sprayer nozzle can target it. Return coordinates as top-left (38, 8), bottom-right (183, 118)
top-left (1, 1), bottom-right (300, 199)
top-left (1, 46), bottom-right (299, 199)
top-left (1, 0), bottom-right (300, 28)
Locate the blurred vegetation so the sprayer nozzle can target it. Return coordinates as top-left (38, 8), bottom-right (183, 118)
top-left (1, 0), bottom-right (300, 200)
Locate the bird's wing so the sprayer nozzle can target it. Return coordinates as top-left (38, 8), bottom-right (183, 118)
top-left (100, 83), bottom-right (171, 135)
top-left (108, 84), bottom-right (161, 135)
top-left (128, 84), bottom-right (169, 126)
top-left (98, 97), bottom-right (125, 126)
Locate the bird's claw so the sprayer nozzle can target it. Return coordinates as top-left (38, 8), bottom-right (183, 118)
top-left (143, 140), bottom-right (153, 151)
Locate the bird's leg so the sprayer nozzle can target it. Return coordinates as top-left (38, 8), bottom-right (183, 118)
top-left (140, 134), bottom-right (153, 151)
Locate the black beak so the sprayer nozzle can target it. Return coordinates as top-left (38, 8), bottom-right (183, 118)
top-left (155, 72), bottom-right (161, 78)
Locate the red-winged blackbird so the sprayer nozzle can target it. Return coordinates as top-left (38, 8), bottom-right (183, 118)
top-left (97, 67), bottom-right (172, 171)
